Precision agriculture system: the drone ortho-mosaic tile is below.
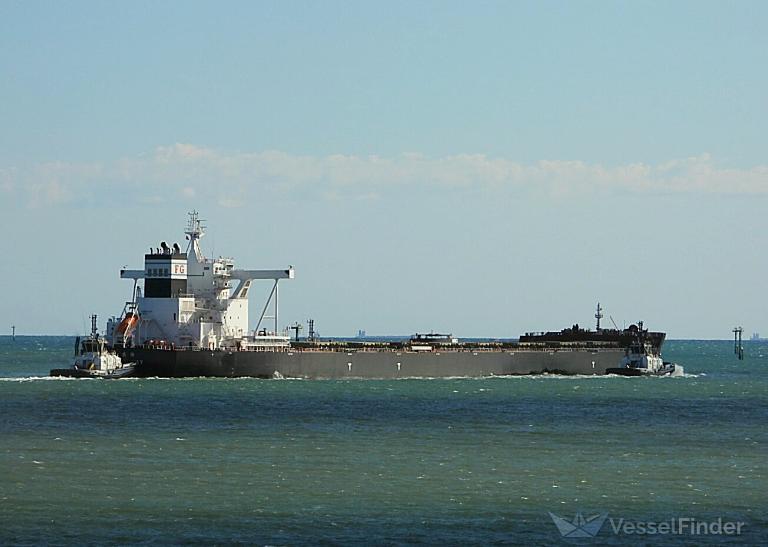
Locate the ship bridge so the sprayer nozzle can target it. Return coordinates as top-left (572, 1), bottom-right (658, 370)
top-left (117, 211), bottom-right (295, 349)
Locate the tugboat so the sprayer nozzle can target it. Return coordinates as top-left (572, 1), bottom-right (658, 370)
top-left (605, 321), bottom-right (683, 377)
top-left (50, 316), bottom-right (136, 379)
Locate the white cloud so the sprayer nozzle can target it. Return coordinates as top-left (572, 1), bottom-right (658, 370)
top-left (2, 145), bottom-right (768, 209)
top-left (218, 197), bottom-right (246, 208)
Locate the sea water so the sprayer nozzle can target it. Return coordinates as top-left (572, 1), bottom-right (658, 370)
top-left (0, 337), bottom-right (766, 545)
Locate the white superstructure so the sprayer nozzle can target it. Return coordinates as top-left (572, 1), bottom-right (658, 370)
top-left (72, 336), bottom-right (132, 376)
top-left (619, 340), bottom-right (665, 372)
top-left (107, 212), bottom-right (294, 350)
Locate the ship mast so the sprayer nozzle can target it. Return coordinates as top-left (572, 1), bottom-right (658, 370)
top-left (595, 302), bottom-right (603, 331)
top-left (185, 210), bottom-right (206, 261)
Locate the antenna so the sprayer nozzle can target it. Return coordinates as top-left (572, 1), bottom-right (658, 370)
top-left (185, 210), bottom-right (205, 238)
top-left (595, 302), bottom-right (603, 331)
top-left (185, 210), bottom-right (207, 259)
top-left (289, 322), bottom-right (303, 341)
top-left (308, 319), bottom-right (316, 342)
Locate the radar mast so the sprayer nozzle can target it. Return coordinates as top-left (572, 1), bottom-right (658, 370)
top-left (185, 210), bottom-right (206, 260)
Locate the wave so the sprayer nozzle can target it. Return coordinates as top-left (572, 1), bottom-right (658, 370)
top-left (0, 375), bottom-right (90, 382)
top-left (0, 372), bottom-right (704, 382)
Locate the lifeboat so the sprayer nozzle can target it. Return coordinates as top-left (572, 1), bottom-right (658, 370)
top-left (116, 312), bottom-right (138, 335)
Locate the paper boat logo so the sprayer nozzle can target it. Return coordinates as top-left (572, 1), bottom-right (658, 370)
top-left (549, 511), bottom-right (608, 538)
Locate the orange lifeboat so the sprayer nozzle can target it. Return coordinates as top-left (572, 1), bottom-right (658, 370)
top-left (116, 312), bottom-right (138, 335)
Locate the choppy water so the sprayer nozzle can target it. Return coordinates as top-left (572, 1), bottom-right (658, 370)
top-left (1, 337), bottom-right (766, 545)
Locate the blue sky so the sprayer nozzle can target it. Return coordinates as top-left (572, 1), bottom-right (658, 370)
top-left (1, 1), bottom-right (766, 338)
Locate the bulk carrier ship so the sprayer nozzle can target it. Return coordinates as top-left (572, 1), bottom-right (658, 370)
top-left (98, 212), bottom-right (670, 378)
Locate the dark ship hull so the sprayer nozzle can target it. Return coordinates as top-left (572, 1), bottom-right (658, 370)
top-left (119, 346), bottom-right (627, 379)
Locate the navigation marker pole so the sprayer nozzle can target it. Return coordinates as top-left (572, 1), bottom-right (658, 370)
top-left (11, 325), bottom-right (15, 341)
top-left (733, 326), bottom-right (744, 360)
